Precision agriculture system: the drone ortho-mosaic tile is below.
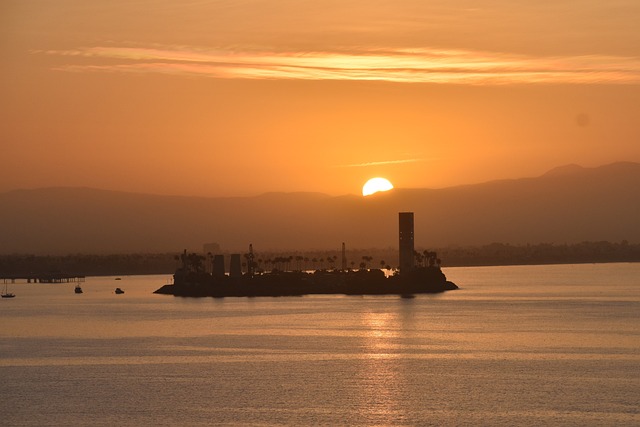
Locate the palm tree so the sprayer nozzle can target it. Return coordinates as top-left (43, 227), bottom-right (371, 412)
top-left (423, 250), bottom-right (438, 267)
top-left (186, 253), bottom-right (205, 273)
top-left (361, 255), bottom-right (373, 269)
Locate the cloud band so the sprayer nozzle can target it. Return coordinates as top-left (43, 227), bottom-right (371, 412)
top-left (41, 45), bottom-right (640, 84)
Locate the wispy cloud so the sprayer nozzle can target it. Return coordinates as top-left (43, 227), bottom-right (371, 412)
top-left (336, 158), bottom-right (426, 168)
top-left (40, 45), bottom-right (640, 84)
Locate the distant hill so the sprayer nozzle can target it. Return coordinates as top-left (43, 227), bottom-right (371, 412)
top-left (1, 162), bottom-right (639, 254)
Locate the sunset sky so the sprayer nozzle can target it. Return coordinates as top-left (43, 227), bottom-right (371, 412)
top-left (2, 1), bottom-right (639, 197)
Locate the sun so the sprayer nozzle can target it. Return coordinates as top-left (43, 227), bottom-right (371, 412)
top-left (362, 177), bottom-right (394, 196)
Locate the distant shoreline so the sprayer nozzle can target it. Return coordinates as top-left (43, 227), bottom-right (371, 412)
top-left (4, 259), bottom-right (639, 281)
top-left (1, 241), bottom-right (640, 277)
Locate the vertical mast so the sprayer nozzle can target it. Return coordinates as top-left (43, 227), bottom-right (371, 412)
top-left (341, 242), bottom-right (347, 271)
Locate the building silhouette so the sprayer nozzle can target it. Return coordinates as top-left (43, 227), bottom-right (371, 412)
top-left (203, 242), bottom-right (221, 254)
top-left (213, 255), bottom-right (225, 278)
top-left (399, 212), bottom-right (415, 273)
top-left (229, 254), bottom-right (242, 278)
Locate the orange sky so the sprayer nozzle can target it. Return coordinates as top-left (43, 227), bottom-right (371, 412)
top-left (2, 1), bottom-right (640, 196)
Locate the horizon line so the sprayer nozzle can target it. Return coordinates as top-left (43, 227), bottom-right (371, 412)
top-left (1, 160), bottom-right (638, 198)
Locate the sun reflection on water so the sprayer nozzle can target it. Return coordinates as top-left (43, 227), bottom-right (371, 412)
top-left (354, 311), bottom-right (406, 423)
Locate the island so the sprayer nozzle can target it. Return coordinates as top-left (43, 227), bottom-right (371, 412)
top-left (154, 266), bottom-right (458, 297)
top-left (154, 212), bottom-right (458, 298)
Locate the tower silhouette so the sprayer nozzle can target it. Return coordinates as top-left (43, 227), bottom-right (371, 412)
top-left (399, 212), bottom-right (415, 273)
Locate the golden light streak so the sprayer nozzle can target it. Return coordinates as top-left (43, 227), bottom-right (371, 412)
top-left (337, 159), bottom-right (425, 168)
top-left (42, 45), bottom-right (640, 85)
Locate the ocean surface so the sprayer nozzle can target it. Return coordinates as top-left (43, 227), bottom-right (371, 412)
top-left (1, 263), bottom-right (638, 426)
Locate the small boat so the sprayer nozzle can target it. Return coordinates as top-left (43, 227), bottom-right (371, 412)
top-left (74, 284), bottom-right (83, 294)
top-left (115, 277), bottom-right (122, 281)
top-left (115, 287), bottom-right (124, 294)
top-left (2, 283), bottom-right (15, 298)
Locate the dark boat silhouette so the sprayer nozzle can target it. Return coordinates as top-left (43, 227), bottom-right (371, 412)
top-left (1, 283), bottom-right (15, 298)
top-left (74, 284), bottom-right (83, 294)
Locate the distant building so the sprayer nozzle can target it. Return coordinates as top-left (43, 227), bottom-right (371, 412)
top-left (399, 212), bottom-right (415, 273)
top-left (203, 242), bottom-right (221, 254)
top-left (213, 255), bottom-right (225, 278)
top-left (229, 254), bottom-right (242, 278)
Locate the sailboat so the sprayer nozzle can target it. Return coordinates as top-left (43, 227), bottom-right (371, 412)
top-left (2, 282), bottom-right (15, 298)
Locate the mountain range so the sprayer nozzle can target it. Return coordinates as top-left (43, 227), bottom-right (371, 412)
top-left (1, 162), bottom-right (638, 255)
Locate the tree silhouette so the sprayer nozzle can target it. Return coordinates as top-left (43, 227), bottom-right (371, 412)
top-left (361, 255), bottom-right (373, 269)
top-left (186, 253), bottom-right (205, 273)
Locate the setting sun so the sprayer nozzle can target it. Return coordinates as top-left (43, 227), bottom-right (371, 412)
top-left (362, 177), bottom-right (394, 196)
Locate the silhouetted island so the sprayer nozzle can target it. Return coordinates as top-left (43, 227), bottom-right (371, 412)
top-left (154, 213), bottom-right (458, 297)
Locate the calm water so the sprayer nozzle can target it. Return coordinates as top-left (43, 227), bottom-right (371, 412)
top-left (1, 264), bottom-right (639, 426)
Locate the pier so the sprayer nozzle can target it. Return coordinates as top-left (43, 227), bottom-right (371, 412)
top-left (1, 274), bottom-right (85, 284)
